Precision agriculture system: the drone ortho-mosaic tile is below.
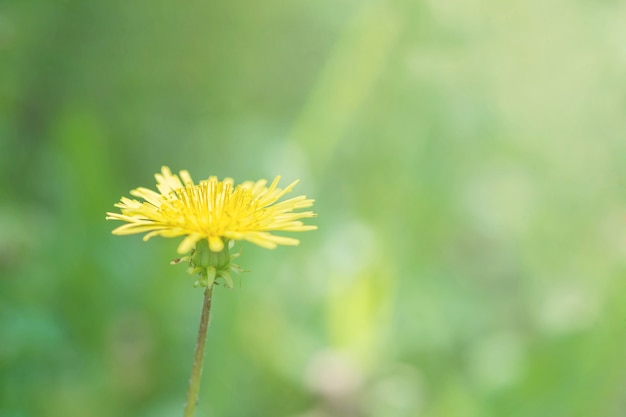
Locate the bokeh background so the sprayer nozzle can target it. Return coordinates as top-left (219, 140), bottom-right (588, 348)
top-left (2, 1), bottom-right (626, 416)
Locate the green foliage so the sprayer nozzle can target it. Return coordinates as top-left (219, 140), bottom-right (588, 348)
top-left (2, 0), bottom-right (626, 416)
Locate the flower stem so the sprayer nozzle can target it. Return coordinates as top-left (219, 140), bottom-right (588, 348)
top-left (183, 285), bottom-right (214, 417)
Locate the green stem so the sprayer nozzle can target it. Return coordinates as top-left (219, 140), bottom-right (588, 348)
top-left (183, 285), bottom-right (214, 417)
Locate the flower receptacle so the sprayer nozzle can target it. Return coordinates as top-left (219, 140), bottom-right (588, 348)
top-left (185, 238), bottom-right (239, 289)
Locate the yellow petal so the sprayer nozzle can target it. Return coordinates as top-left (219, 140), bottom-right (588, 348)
top-left (177, 234), bottom-right (201, 254)
top-left (208, 236), bottom-right (224, 252)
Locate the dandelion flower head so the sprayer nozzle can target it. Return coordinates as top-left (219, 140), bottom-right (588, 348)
top-left (106, 166), bottom-right (317, 254)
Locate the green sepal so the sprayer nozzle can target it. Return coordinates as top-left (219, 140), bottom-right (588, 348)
top-left (205, 266), bottom-right (217, 287)
top-left (218, 270), bottom-right (234, 289)
top-left (170, 256), bottom-right (190, 265)
top-left (187, 266), bottom-right (204, 275)
top-left (173, 237), bottom-right (245, 288)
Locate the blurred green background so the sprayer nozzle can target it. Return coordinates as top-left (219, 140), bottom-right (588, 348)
top-left (2, 1), bottom-right (626, 416)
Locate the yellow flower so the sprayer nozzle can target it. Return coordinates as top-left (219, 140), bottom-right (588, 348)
top-left (106, 166), bottom-right (317, 254)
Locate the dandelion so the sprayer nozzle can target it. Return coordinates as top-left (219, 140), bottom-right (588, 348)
top-left (106, 166), bottom-right (317, 417)
top-left (107, 166), bottom-right (317, 254)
